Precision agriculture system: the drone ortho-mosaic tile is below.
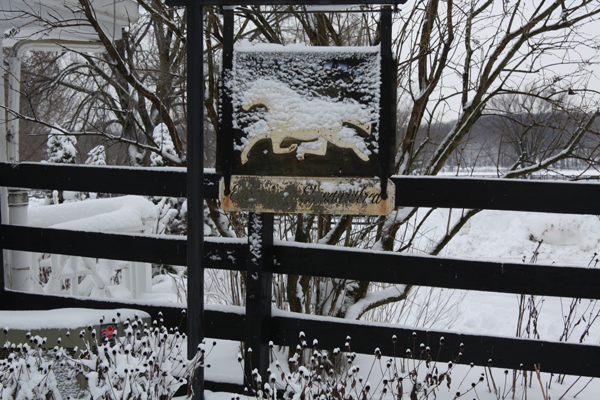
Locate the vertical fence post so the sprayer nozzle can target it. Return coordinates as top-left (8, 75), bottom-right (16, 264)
top-left (187, 0), bottom-right (204, 399)
top-left (245, 212), bottom-right (274, 391)
top-left (220, 7), bottom-right (234, 195)
top-left (0, 36), bottom-right (8, 292)
top-left (379, 5), bottom-right (393, 199)
top-left (0, 190), bottom-right (3, 295)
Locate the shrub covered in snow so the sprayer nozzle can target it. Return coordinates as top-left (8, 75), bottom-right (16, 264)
top-left (151, 124), bottom-right (177, 167)
top-left (0, 331), bottom-right (63, 399)
top-left (47, 129), bottom-right (78, 164)
top-left (85, 145), bottom-right (107, 166)
top-left (1, 313), bottom-right (210, 400)
top-left (238, 332), bottom-right (502, 400)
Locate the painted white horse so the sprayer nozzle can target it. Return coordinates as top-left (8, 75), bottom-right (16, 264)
top-left (239, 80), bottom-right (373, 164)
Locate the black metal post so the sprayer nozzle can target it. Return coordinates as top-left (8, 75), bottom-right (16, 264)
top-left (220, 7), bottom-right (234, 195)
top-left (187, 0), bottom-right (205, 399)
top-left (245, 212), bottom-right (274, 392)
top-left (379, 6), bottom-right (393, 199)
top-left (0, 197), bottom-right (4, 295)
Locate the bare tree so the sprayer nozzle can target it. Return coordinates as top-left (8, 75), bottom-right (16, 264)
top-left (481, 87), bottom-right (575, 170)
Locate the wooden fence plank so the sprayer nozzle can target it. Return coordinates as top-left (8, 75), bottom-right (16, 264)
top-left (0, 162), bottom-right (219, 199)
top-left (3, 162), bottom-right (600, 214)
top-left (393, 175), bottom-right (600, 215)
top-left (274, 244), bottom-right (600, 300)
top-left (0, 290), bottom-right (186, 329)
top-left (0, 225), bottom-right (246, 269)
top-left (0, 290), bottom-right (245, 342)
top-left (271, 313), bottom-right (600, 378)
top-left (3, 225), bottom-right (600, 300)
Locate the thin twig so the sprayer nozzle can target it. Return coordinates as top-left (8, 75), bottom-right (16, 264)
top-left (574, 377), bottom-right (594, 398)
top-left (558, 376), bottom-right (581, 400)
top-left (533, 365), bottom-right (548, 400)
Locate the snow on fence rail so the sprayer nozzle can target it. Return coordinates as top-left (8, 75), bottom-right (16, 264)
top-left (1, 162), bottom-right (600, 392)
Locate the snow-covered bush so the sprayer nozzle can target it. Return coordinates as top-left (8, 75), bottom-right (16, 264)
top-left (85, 145), bottom-right (107, 166)
top-left (1, 313), bottom-right (211, 400)
top-left (239, 332), bottom-right (499, 400)
top-left (45, 128), bottom-right (79, 204)
top-left (0, 332), bottom-right (63, 399)
top-left (150, 124), bottom-right (177, 167)
top-left (154, 197), bottom-right (188, 236)
top-left (47, 129), bottom-right (78, 164)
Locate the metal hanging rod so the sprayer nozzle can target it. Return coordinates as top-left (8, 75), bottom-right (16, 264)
top-left (232, 6), bottom-right (401, 14)
top-left (166, 0), bottom-right (407, 8)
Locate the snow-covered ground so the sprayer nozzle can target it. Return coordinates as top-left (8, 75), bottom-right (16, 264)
top-left (424, 208), bottom-right (600, 340)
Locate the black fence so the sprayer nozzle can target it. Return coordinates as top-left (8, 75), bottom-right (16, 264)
top-left (2, 161), bottom-right (600, 394)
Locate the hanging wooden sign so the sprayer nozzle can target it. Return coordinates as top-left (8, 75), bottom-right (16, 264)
top-left (218, 40), bottom-right (396, 215)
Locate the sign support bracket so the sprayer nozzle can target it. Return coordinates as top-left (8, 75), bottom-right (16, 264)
top-left (221, 7), bottom-right (235, 195)
top-left (244, 213), bottom-right (274, 390)
top-left (186, 1), bottom-right (205, 399)
top-left (379, 6), bottom-right (393, 200)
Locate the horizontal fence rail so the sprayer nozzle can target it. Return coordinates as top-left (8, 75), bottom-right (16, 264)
top-left (3, 225), bottom-right (600, 301)
top-left (0, 162), bottom-right (217, 199)
top-left (2, 161), bottom-right (600, 386)
top-left (2, 162), bottom-right (600, 214)
top-left (270, 312), bottom-right (600, 378)
top-left (0, 225), bottom-right (246, 268)
top-left (273, 243), bottom-right (600, 300)
top-left (394, 175), bottom-right (600, 215)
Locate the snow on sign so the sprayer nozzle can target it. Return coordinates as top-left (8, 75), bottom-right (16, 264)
top-left (219, 42), bottom-right (396, 215)
top-left (226, 42), bottom-right (383, 177)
